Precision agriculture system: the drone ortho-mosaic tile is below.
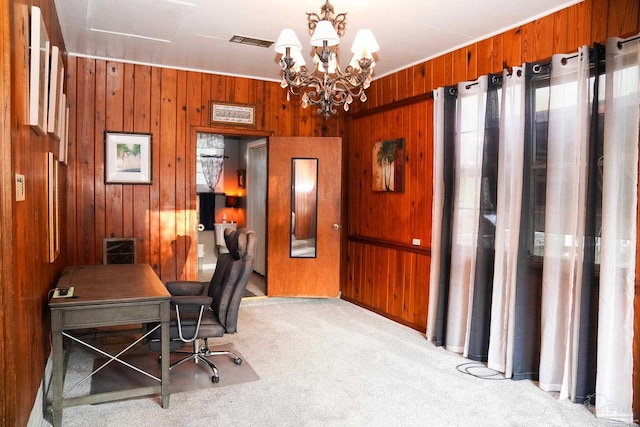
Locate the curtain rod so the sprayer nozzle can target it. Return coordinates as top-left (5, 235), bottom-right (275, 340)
top-left (618, 34), bottom-right (640, 49)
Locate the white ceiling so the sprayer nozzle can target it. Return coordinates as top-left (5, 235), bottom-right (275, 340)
top-left (53, 0), bottom-right (581, 83)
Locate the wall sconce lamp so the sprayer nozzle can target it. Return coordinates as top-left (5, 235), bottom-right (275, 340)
top-left (225, 195), bottom-right (240, 209)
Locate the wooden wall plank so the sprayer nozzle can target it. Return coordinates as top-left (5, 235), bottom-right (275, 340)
top-left (443, 52), bottom-right (454, 86)
top-left (411, 63), bottom-right (426, 97)
top-left (502, 26), bottom-right (522, 71)
top-left (104, 61), bottom-right (124, 244)
top-left (122, 63), bottom-right (136, 238)
top-left (184, 71), bottom-right (202, 279)
top-left (76, 58), bottom-right (98, 265)
top-left (591, 0), bottom-right (609, 43)
top-left (66, 57), bottom-right (78, 263)
top-left (607, 0), bottom-right (639, 38)
top-left (158, 68), bottom-right (178, 281)
top-left (431, 55), bottom-right (446, 89)
top-left (175, 70), bottom-right (188, 279)
top-left (200, 73), bottom-right (211, 126)
top-left (133, 64), bottom-right (152, 265)
top-left (149, 67), bottom-right (162, 274)
top-left (477, 38), bottom-right (495, 77)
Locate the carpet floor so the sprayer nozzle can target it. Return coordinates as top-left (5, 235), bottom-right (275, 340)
top-left (43, 297), bottom-right (615, 427)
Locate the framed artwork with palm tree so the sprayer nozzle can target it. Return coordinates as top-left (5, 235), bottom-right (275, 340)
top-left (372, 138), bottom-right (405, 192)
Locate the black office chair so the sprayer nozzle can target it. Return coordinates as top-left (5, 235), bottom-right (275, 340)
top-left (148, 228), bottom-right (256, 383)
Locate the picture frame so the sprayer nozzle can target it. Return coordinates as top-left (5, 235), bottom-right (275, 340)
top-left (58, 97), bottom-right (68, 164)
top-left (47, 46), bottom-right (64, 138)
top-left (104, 131), bottom-right (153, 184)
top-left (47, 152), bottom-right (60, 262)
top-left (372, 138), bottom-right (405, 193)
top-left (210, 101), bottom-right (255, 126)
top-left (28, 6), bottom-right (50, 135)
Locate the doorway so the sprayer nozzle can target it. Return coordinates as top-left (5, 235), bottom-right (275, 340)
top-left (195, 132), bottom-right (267, 296)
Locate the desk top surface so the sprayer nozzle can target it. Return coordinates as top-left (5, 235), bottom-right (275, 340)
top-left (49, 264), bottom-right (170, 308)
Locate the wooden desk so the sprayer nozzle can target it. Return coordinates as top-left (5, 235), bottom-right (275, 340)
top-left (49, 264), bottom-right (171, 426)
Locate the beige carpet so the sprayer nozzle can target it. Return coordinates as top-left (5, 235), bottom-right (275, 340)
top-left (90, 343), bottom-right (259, 397)
top-left (44, 298), bottom-right (613, 427)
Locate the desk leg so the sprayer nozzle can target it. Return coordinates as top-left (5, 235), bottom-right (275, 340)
top-left (160, 300), bottom-right (170, 408)
top-left (51, 311), bottom-right (64, 427)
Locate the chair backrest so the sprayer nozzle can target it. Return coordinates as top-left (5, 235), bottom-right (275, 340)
top-left (208, 228), bottom-right (256, 333)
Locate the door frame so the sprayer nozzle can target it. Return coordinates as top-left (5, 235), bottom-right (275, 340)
top-left (189, 125), bottom-right (272, 282)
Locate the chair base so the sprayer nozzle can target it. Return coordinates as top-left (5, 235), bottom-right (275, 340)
top-left (165, 339), bottom-right (242, 383)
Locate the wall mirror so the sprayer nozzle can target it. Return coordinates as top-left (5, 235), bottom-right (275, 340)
top-left (290, 158), bottom-right (318, 258)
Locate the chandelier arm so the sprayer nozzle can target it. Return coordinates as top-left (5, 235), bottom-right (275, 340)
top-left (306, 12), bottom-right (322, 35)
top-left (329, 64), bottom-right (373, 92)
top-left (282, 68), bottom-right (323, 92)
top-left (332, 13), bottom-right (347, 37)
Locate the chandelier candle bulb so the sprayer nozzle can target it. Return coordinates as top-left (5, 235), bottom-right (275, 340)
top-left (275, 0), bottom-right (378, 119)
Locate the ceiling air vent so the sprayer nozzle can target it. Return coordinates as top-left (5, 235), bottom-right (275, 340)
top-left (229, 35), bottom-right (274, 48)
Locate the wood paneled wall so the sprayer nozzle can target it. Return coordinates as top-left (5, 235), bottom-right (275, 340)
top-left (5, 1), bottom-right (67, 425)
top-left (65, 60), bottom-right (327, 282)
top-left (0, 1), bottom-right (12, 424)
top-left (342, 0), bottom-right (640, 337)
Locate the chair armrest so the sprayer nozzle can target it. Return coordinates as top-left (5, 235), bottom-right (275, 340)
top-left (170, 295), bottom-right (213, 310)
top-left (165, 281), bottom-right (208, 296)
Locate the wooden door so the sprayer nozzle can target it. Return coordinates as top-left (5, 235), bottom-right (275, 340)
top-left (267, 137), bottom-right (342, 297)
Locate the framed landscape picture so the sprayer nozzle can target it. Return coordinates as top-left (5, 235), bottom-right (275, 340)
top-left (104, 131), bottom-right (153, 184)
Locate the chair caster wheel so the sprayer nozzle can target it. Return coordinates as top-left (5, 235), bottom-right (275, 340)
top-left (234, 358), bottom-right (242, 365)
top-left (212, 376), bottom-right (220, 383)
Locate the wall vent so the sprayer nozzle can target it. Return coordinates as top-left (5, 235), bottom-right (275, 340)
top-left (229, 35), bottom-right (273, 48)
top-left (103, 238), bottom-right (137, 264)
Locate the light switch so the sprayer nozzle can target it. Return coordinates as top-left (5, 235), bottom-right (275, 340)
top-left (15, 174), bottom-right (25, 201)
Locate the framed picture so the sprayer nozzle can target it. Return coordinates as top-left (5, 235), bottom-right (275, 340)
top-left (210, 102), bottom-right (255, 126)
top-left (47, 152), bottom-right (60, 262)
top-left (28, 6), bottom-right (50, 135)
top-left (47, 46), bottom-right (64, 138)
top-left (372, 138), bottom-right (405, 192)
top-left (58, 97), bottom-right (68, 164)
top-left (105, 131), bottom-right (153, 184)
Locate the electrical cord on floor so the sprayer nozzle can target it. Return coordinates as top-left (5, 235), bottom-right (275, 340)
top-left (456, 362), bottom-right (506, 380)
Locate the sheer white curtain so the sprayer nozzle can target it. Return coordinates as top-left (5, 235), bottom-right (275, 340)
top-left (487, 67), bottom-right (526, 377)
top-left (427, 38), bottom-right (638, 421)
top-left (197, 133), bottom-right (224, 191)
top-left (596, 34), bottom-right (639, 422)
top-left (446, 76), bottom-right (488, 354)
top-left (427, 87), bottom-right (446, 341)
top-left (538, 46), bottom-right (591, 399)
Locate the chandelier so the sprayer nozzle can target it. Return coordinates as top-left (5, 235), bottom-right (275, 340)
top-left (274, 0), bottom-right (379, 119)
